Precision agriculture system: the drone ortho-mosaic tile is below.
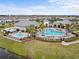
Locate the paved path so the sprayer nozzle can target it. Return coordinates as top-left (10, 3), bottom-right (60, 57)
top-left (62, 40), bottom-right (79, 46)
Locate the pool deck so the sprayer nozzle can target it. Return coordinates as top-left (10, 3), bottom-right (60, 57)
top-left (3, 35), bottom-right (22, 42)
top-left (36, 28), bottom-right (76, 40)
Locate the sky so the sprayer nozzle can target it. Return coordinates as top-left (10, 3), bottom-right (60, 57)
top-left (0, 0), bottom-right (79, 15)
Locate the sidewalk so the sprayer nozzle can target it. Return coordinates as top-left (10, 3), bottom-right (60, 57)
top-left (62, 40), bottom-right (79, 46)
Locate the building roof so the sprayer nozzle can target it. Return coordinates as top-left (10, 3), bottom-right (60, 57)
top-left (53, 20), bottom-right (72, 25)
top-left (15, 20), bottom-right (39, 28)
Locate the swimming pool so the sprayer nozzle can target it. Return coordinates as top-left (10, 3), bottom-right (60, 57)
top-left (42, 28), bottom-right (64, 36)
top-left (13, 33), bottom-right (30, 38)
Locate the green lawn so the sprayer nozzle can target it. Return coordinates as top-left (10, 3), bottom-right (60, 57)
top-left (0, 34), bottom-right (79, 59)
top-left (0, 35), bottom-right (27, 56)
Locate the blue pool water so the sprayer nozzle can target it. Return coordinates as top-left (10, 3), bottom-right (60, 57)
top-left (42, 28), bottom-right (64, 36)
top-left (14, 33), bottom-right (29, 38)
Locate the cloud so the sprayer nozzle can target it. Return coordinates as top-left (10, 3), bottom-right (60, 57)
top-left (0, 0), bottom-right (79, 15)
top-left (31, 6), bottom-right (47, 10)
top-left (48, 0), bottom-right (79, 6)
top-left (0, 4), bottom-right (34, 15)
top-left (0, 4), bottom-right (63, 15)
top-left (48, 0), bottom-right (79, 15)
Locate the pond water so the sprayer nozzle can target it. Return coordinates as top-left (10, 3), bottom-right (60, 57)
top-left (0, 48), bottom-right (25, 59)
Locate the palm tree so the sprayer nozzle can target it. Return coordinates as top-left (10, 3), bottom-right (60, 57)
top-left (26, 25), bottom-right (37, 38)
top-left (26, 25), bottom-right (37, 33)
top-left (64, 24), bottom-right (72, 32)
top-left (39, 23), bottom-right (45, 30)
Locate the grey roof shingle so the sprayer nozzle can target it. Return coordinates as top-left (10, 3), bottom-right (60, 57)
top-left (53, 20), bottom-right (72, 25)
top-left (15, 20), bottom-right (39, 27)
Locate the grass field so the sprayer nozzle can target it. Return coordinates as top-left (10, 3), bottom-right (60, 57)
top-left (0, 34), bottom-right (79, 59)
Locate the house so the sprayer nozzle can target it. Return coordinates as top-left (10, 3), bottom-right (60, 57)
top-left (0, 19), bottom-right (6, 26)
top-left (52, 20), bottom-right (73, 28)
top-left (43, 20), bottom-right (50, 25)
